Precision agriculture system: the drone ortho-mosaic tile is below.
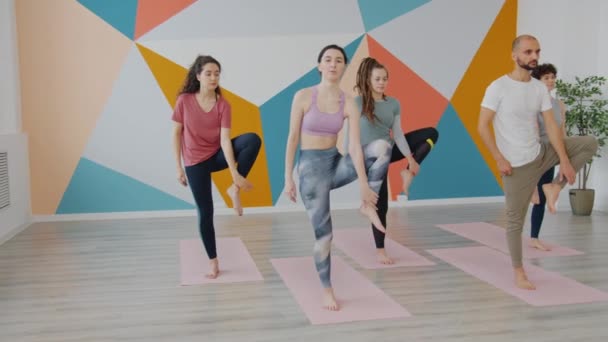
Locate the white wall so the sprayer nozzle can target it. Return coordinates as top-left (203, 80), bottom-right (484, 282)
top-left (518, 0), bottom-right (608, 213)
top-left (0, 134), bottom-right (30, 244)
top-left (592, 1), bottom-right (608, 212)
top-left (0, 0), bottom-right (30, 244)
top-left (0, 0), bottom-right (20, 134)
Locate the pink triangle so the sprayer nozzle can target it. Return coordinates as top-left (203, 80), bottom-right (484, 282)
top-left (134, 0), bottom-right (197, 39)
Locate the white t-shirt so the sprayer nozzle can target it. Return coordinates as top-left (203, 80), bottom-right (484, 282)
top-left (481, 75), bottom-right (552, 167)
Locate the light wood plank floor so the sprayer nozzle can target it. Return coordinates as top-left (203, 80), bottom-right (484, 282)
top-left (1, 204), bottom-right (607, 341)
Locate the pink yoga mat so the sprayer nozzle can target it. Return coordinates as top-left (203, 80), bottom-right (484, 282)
top-left (179, 238), bottom-right (263, 285)
top-left (333, 229), bottom-right (435, 269)
top-left (271, 256), bottom-right (411, 325)
top-left (437, 222), bottom-right (583, 258)
top-left (427, 246), bottom-right (608, 306)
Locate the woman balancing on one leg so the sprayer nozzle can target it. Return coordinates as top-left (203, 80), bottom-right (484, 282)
top-left (349, 57), bottom-right (438, 264)
top-left (528, 63), bottom-right (567, 251)
top-left (283, 45), bottom-right (391, 311)
top-left (172, 55), bottom-right (261, 279)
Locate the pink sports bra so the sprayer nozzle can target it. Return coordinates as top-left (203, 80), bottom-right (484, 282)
top-left (301, 87), bottom-right (345, 137)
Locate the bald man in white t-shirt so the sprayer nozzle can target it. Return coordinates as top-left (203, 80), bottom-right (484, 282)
top-left (478, 35), bottom-right (598, 290)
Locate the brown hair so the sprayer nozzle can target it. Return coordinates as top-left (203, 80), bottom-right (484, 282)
top-left (179, 55), bottom-right (222, 96)
top-left (354, 57), bottom-right (387, 123)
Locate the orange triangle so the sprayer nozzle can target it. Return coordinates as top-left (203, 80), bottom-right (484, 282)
top-left (451, 0), bottom-right (518, 188)
top-left (212, 89), bottom-right (273, 208)
top-left (136, 43), bottom-right (272, 207)
top-left (136, 43), bottom-right (186, 107)
top-left (367, 35), bottom-right (448, 200)
top-left (134, 0), bottom-right (197, 40)
top-left (367, 35), bottom-right (448, 133)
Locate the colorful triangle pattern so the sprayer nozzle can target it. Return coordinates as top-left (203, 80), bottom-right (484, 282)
top-left (20, 1), bottom-right (517, 213)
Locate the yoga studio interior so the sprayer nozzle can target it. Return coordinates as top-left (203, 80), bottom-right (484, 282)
top-left (2, 0), bottom-right (607, 341)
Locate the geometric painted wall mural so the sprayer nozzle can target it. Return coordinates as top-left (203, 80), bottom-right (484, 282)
top-left (15, 0), bottom-right (517, 214)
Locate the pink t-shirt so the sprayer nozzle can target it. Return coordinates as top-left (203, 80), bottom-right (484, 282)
top-left (172, 93), bottom-right (232, 166)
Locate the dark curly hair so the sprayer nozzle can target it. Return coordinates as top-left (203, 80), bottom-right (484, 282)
top-left (179, 55), bottom-right (222, 96)
top-left (531, 63), bottom-right (557, 80)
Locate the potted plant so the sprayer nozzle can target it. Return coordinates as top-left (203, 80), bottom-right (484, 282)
top-left (556, 76), bottom-right (608, 215)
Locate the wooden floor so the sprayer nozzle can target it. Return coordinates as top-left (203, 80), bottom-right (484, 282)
top-left (1, 203), bottom-right (607, 341)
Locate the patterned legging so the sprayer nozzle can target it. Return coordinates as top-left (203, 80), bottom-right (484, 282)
top-left (298, 139), bottom-right (391, 288)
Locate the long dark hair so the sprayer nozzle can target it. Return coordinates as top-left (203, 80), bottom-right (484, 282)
top-left (355, 57), bottom-right (387, 123)
top-left (179, 55), bottom-right (222, 96)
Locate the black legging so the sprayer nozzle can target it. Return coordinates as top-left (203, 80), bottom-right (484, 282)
top-left (184, 133), bottom-right (261, 259)
top-left (530, 166), bottom-right (555, 238)
top-left (372, 127), bottom-right (439, 248)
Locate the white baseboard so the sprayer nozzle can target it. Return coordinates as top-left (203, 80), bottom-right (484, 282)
top-left (31, 197), bottom-right (512, 223)
top-left (392, 196), bottom-right (505, 207)
top-left (0, 221), bottom-right (31, 246)
top-left (31, 194), bottom-right (586, 223)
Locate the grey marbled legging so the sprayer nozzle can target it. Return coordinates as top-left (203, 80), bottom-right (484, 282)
top-left (298, 139), bottom-right (391, 288)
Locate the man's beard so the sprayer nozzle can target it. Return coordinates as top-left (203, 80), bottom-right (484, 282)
top-left (516, 57), bottom-right (537, 71)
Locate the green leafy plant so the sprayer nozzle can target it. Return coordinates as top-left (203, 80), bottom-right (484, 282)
top-left (556, 76), bottom-right (608, 189)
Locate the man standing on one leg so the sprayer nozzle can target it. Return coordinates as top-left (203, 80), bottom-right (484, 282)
top-left (478, 35), bottom-right (598, 290)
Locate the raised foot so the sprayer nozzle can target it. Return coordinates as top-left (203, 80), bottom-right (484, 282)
top-left (360, 204), bottom-right (386, 233)
top-left (400, 169), bottom-right (414, 196)
top-left (530, 187), bottom-right (540, 205)
top-left (542, 183), bottom-right (562, 214)
top-left (227, 184), bottom-right (243, 216)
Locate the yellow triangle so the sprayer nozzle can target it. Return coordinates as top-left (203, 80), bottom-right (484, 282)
top-left (451, 0), bottom-right (518, 188)
top-left (136, 43), bottom-right (187, 108)
top-left (212, 89), bottom-right (273, 207)
top-left (136, 44), bottom-right (273, 207)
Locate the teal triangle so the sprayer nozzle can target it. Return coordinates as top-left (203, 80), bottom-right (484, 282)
top-left (260, 69), bottom-right (319, 204)
top-left (57, 158), bottom-right (194, 214)
top-left (259, 35), bottom-right (365, 204)
top-left (78, 0), bottom-right (138, 40)
top-left (344, 34), bottom-right (365, 62)
top-left (408, 104), bottom-right (503, 200)
top-left (358, 0), bottom-right (431, 32)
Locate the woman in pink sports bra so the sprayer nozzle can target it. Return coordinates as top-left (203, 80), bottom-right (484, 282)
top-left (283, 44), bottom-right (392, 311)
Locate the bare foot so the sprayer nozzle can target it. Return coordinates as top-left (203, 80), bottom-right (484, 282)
top-left (530, 238), bottom-right (552, 251)
top-left (377, 248), bottom-right (394, 265)
top-left (530, 188), bottom-right (540, 205)
top-left (542, 183), bottom-right (562, 214)
top-left (514, 267), bottom-right (536, 290)
top-left (360, 203), bottom-right (386, 233)
top-left (206, 258), bottom-right (220, 279)
top-left (227, 184), bottom-right (243, 216)
top-left (400, 169), bottom-right (414, 196)
top-left (322, 288), bottom-right (339, 311)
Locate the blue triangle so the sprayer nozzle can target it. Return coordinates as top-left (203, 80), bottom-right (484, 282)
top-left (57, 158), bottom-right (194, 214)
top-left (260, 70), bottom-right (319, 204)
top-left (344, 34), bottom-right (365, 62)
top-left (358, 0), bottom-right (431, 32)
top-left (408, 104), bottom-right (503, 200)
top-left (78, 0), bottom-right (138, 40)
top-left (259, 35), bottom-right (365, 204)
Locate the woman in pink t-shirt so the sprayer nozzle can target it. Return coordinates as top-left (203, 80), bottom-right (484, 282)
top-left (172, 55), bottom-right (261, 279)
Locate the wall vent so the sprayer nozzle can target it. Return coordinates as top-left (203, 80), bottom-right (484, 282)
top-left (0, 152), bottom-right (9, 210)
